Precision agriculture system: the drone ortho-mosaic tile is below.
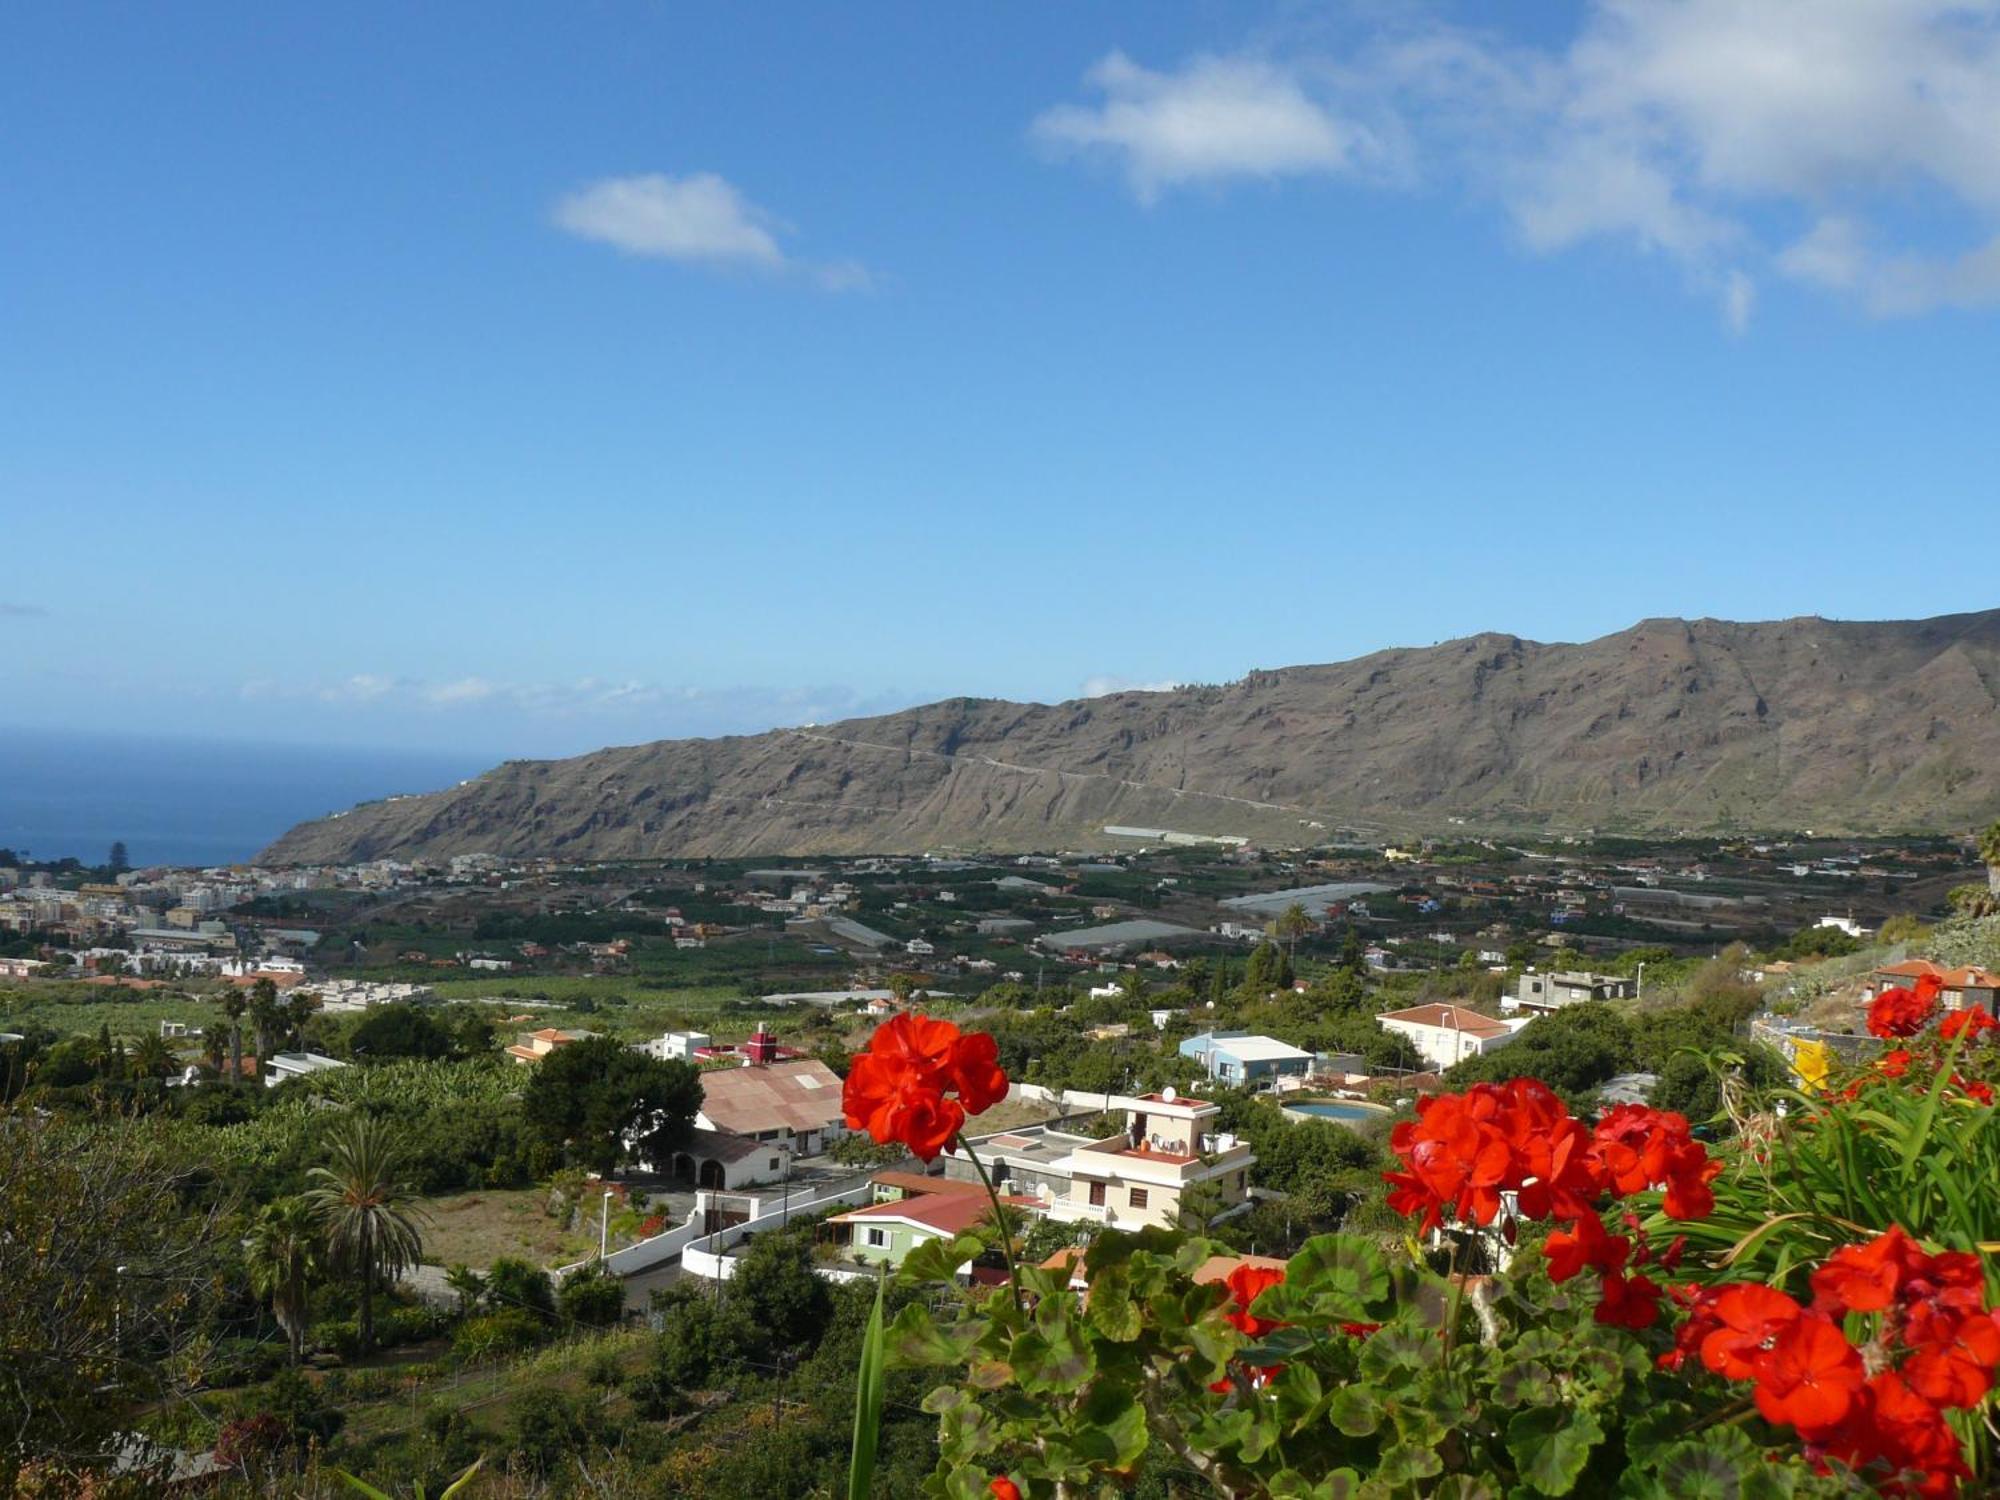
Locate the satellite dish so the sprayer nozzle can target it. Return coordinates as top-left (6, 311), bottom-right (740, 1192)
top-left (1161, 1086), bottom-right (1177, 1103)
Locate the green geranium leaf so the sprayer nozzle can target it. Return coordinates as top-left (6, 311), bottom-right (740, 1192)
top-left (1072, 1382), bottom-right (1150, 1469)
top-left (921, 1384), bottom-right (969, 1415)
top-left (1327, 1384), bottom-right (1382, 1437)
top-left (1646, 1441), bottom-right (1745, 1499)
top-left (897, 1231), bottom-right (991, 1288)
top-left (1087, 1262), bottom-right (1144, 1343)
top-left (1357, 1324), bottom-right (1431, 1381)
top-left (1375, 1439), bottom-right (1446, 1487)
top-left (1011, 1324), bottom-right (1095, 1394)
top-left (1264, 1234), bottom-right (1390, 1322)
top-left (1507, 1406), bottom-right (1605, 1497)
top-left (1621, 1402), bottom-right (1695, 1460)
top-left (886, 1302), bottom-right (980, 1367)
top-left (1491, 1358), bottom-right (1557, 1408)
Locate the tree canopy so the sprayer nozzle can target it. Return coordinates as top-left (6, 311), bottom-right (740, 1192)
top-left (520, 1037), bottom-right (703, 1175)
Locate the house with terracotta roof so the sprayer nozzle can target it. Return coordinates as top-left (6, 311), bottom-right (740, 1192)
top-left (694, 1054), bottom-right (848, 1156)
top-left (504, 1027), bottom-right (594, 1065)
top-left (824, 1173), bottom-right (1025, 1269)
top-left (1376, 1003), bottom-right (1527, 1070)
top-left (1865, 960), bottom-right (2000, 1014)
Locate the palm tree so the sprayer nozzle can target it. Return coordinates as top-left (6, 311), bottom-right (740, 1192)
top-left (285, 990), bottom-right (322, 1050)
top-left (1979, 821), bottom-right (2000, 896)
top-left (1273, 901), bottom-right (1313, 963)
top-left (246, 1197), bottom-right (322, 1364)
top-left (306, 1114), bottom-right (426, 1356)
top-left (128, 1032), bottom-right (173, 1080)
top-left (443, 1263), bottom-right (486, 1316)
top-left (220, 990), bottom-right (247, 1087)
top-left (248, 977), bottom-right (283, 1070)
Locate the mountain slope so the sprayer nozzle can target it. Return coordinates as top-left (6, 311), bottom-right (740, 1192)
top-left (260, 611), bottom-right (2000, 861)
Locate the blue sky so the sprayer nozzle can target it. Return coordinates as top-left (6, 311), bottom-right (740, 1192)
top-left (5, 1), bottom-right (1999, 760)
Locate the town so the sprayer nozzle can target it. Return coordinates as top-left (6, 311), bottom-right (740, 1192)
top-left (5, 824), bottom-right (1997, 1493)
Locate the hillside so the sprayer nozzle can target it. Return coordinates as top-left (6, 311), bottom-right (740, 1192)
top-left (260, 611), bottom-right (2000, 862)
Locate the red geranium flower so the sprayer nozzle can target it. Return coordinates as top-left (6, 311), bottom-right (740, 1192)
top-left (1903, 1306), bottom-right (2000, 1409)
top-left (1939, 1005), bottom-right (1996, 1042)
top-left (1951, 1073), bottom-right (1995, 1105)
top-left (1543, 1211), bottom-right (1629, 1284)
top-left (1869, 977), bottom-right (1942, 1040)
top-left (1878, 1049), bottom-right (1914, 1078)
top-left (989, 1479), bottom-right (1023, 1500)
top-left (1811, 1225), bottom-right (1915, 1316)
top-left (1752, 1312), bottom-right (1865, 1432)
top-left (1594, 1269), bottom-right (1662, 1329)
top-left (1698, 1284), bottom-right (1804, 1380)
top-left (841, 1013), bottom-right (1007, 1162)
top-left (1221, 1263), bottom-right (1287, 1338)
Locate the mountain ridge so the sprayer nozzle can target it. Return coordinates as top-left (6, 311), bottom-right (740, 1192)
top-left (259, 610), bottom-right (2000, 862)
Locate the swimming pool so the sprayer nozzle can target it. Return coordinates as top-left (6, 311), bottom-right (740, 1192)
top-left (1286, 1100), bottom-right (1388, 1123)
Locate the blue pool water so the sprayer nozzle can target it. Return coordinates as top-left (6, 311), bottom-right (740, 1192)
top-left (1288, 1101), bottom-right (1386, 1123)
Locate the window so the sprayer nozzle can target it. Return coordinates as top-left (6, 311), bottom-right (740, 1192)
top-left (1129, 1187), bottom-right (1149, 1209)
top-left (1088, 1181), bottom-right (1106, 1206)
top-left (769, 1158), bottom-right (782, 1171)
top-left (865, 1227), bottom-right (888, 1248)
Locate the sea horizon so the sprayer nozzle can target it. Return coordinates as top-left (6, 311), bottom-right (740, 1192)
top-left (0, 727), bottom-right (494, 869)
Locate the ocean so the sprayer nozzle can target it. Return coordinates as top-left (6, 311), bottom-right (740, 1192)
top-left (0, 729), bottom-right (491, 868)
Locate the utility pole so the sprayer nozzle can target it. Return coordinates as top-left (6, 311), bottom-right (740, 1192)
top-left (599, 1190), bottom-right (613, 1263)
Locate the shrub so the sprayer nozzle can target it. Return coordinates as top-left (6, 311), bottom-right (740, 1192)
top-left (452, 1309), bottom-right (549, 1363)
top-left (557, 1267), bottom-right (626, 1329)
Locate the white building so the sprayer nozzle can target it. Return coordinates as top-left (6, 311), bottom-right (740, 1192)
top-left (1044, 1092), bottom-right (1255, 1233)
top-left (1376, 1004), bottom-right (1527, 1070)
top-left (265, 1051), bottom-right (349, 1088)
top-left (639, 1030), bottom-right (712, 1061)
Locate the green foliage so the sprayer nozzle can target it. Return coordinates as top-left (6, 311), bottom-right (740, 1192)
top-left (348, 1004), bottom-right (452, 1061)
top-left (847, 1272), bottom-right (886, 1500)
top-left (556, 1265), bottom-right (626, 1328)
top-left (306, 1113), bottom-right (427, 1355)
top-left (1447, 1005), bottom-right (1637, 1100)
top-left (520, 1035), bottom-right (703, 1175)
top-left (484, 1256), bottom-right (557, 1320)
top-left (730, 1227), bottom-right (836, 1354)
top-left (0, 1107), bottom-right (227, 1483)
top-left (451, 1308), bottom-right (550, 1362)
top-left (892, 1229), bottom-right (1860, 1498)
top-left (1666, 1043), bottom-right (2000, 1298)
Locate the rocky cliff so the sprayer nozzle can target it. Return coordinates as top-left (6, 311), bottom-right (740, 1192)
top-left (260, 611), bottom-right (2000, 861)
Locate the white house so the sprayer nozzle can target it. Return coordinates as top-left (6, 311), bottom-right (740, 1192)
top-left (639, 1030), bottom-right (712, 1061)
top-left (1376, 1004), bottom-right (1527, 1070)
top-left (264, 1051), bottom-right (349, 1088)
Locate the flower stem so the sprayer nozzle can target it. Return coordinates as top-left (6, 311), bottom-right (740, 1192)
top-left (956, 1130), bottom-right (1023, 1311)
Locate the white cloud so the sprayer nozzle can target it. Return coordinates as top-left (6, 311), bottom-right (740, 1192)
top-left (242, 675), bottom-right (923, 737)
top-left (552, 172), bottom-right (870, 289)
top-left (1080, 675), bottom-right (1182, 699)
top-left (425, 677), bottom-right (497, 706)
top-left (1040, 4), bottom-right (2000, 322)
top-left (0, 602), bottom-right (47, 619)
top-left (1032, 52), bottom-right (1389, 202)
top-left (1721, 269), bottom-right (1755, 334)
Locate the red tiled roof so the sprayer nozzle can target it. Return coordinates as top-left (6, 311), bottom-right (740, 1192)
top-left (1875, 960), bottom-right (2000, 988)
top-left (697, 1058), bottom-right (848, 1137)
top-left (1377, 1003), bottom-right (1512, 1039)
top-left (870, 1170), bottom-right (977, 1198)
top-left (831, 1192), bottom-right (1029, 1235)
